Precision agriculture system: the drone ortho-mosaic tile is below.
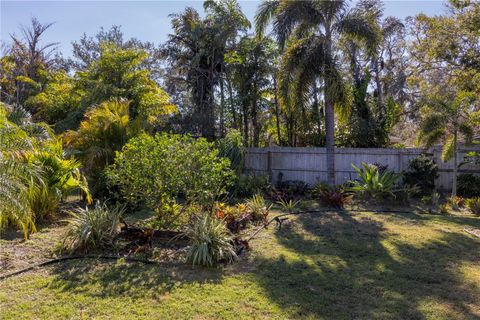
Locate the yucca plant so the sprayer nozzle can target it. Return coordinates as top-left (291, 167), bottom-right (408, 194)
top-left (350, 163), bottom-right (400, 199)
top-left (63, 201), bottom-right (125, 253)
top-left (465, 197), bottom-right (480, 216)
top-left (246, 194), bottom-right (272, 223)
top-left (185, 213), bottom-right (236, 267)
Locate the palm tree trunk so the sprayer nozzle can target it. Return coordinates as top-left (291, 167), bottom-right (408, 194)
top-left (324, 31), bottom-right (335, 186)
top-left (273, 77), bottom-right (281, 145)
top-left (219, 77), bottom-right (225, 137)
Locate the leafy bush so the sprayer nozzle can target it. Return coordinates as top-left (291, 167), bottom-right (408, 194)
top-left (457, 174), bottom-right (480, 198)
top-left (276, 179), bottom-right (310, 196)
top-left (214, 202), bottom-right (250, 233)
top-left (350, 163), bottom-right (400, 199)
top-left (185, 213), bottom-right (236, 267)
top-left (403, 155), bottom-right (438, 195)
top-left (465, 197), bottom-right (480, 215)
top-left (246, 194), bottom-right (271, 223)
top-left (233, 173), bottom-right (270, 198)
top-left (107, 133), bottom-right (234, 227)
top-left (63, 201), bottom-right (125, 253)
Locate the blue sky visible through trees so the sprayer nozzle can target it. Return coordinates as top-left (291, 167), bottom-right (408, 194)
top-left (1, 0), bottom-right (446, 57)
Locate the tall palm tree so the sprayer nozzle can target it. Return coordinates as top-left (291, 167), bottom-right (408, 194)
top-left (255, 0), bottom-right (378, 185)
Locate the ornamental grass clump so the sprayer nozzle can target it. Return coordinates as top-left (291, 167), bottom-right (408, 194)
top-left (185, 213), bottom-right (236, 267)
top-left (64, 201), bottom-right (124, 253)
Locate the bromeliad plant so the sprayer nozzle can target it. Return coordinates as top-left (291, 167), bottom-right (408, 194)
top-left (350, 163), bottom-right (400, 199)
top-left (246, 194), bottom-right (272, 223)
top-left (185, 213), bottom-right (236, 267)
top-left (316, 185), bottom-right (352, 209)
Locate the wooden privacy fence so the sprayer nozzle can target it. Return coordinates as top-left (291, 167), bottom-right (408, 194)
top-left (244, 146), bottom-right (480, 191)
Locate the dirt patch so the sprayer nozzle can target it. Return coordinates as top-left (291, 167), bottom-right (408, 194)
top-left (0, 223), bottom-right (67, 276)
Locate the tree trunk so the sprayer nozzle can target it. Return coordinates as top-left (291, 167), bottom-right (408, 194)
top-left (325, 31), bottom-right (335, 186)
top-left (452, 131), bottom-right (458, 197)
top-left (219, 77), bottom-right (225, 137)
top-left (226, 76), bottom-right (237, 129)
top-left (273, 77), bottom-right (281, 145)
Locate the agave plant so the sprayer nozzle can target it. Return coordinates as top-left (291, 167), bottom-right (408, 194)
top-left (63, 201), bottom-right (125, 253)
top-left (350, 163), bottom-right (400, 199)
top-left (185, 213), bottom-right (236, 267)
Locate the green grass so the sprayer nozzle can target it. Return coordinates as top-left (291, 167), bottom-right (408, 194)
top-left (1, 209), bottom-right (480, 319)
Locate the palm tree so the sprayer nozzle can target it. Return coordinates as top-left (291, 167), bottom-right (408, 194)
top-left (418, 92), bottom-right (480, 197)
top-left (255, 0), bottom-right (378, 185)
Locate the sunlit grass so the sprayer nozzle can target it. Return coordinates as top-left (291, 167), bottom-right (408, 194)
top-left (1, 208), bottom-right (479, 319)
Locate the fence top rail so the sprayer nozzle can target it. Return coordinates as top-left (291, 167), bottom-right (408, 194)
top-left (246, 147), bottom-right (429, 155)
top-left (246, 145), bottom-right (480, 154)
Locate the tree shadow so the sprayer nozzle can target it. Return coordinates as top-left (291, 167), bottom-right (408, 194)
top-left (253, 211), bottom-right (480, 319)
top-left (47, 259), bottom-right (225, 299)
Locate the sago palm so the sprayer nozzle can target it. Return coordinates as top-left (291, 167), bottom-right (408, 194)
top-left (255, 0), bottom-right (378, 185)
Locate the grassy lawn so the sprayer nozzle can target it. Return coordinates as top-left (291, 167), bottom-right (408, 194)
top-left (1, 209), bottom-right (480, 319)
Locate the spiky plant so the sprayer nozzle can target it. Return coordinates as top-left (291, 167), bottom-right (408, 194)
top-left (350, 163), bottom-right (400, 199)
top-left (246, 194), bottom-right (271, 222)
top-left (185, 213), bottom-right (236, 267)
top-left (63, 201), bottom-right (125, 253)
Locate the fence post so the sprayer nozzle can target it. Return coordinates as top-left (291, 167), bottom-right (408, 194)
top-left (267, 151), bottom-right (273, 183)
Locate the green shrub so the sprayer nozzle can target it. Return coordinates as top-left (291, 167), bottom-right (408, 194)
top-left (185, 213), bottom-right (236, 267)
top-left (233, 173), bottom-right (270, 198)
top-left (403, 155), bottom-right (438, 195)
top-left (350, 163), bottom-right (400, 199)
top-left (457, 174), bottom-right (480, 198)
top-left (107, 133), bottom-right (234, 226)
top-left (465, 197), bottom-right (480, 215)
top-left (63, 201), bottom-right (124, 253)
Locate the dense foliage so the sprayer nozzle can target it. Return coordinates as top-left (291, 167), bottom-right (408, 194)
top-left (403, 155), bottom-right (439, 195)
top-left (457, 174), bottom-right (480, 198)
top-left (106, 133), bottom-right (234, 226)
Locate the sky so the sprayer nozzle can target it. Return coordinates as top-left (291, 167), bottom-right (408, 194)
top-left (1, 0), bottom-right (448, 57)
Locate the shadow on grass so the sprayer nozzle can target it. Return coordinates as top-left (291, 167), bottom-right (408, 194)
top-left (47, 260), bottom-right (224, 299)
top-left (253, 211), bottom-right (480, 319)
